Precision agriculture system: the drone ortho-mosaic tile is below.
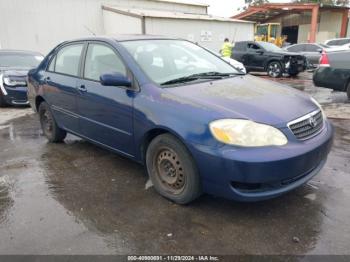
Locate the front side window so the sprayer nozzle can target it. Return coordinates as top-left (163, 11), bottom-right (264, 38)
top-left (257, 42), bottom-right (283, 52)
top-left (121, 40), bottom-right (239, 85)
top-left (305, 44), bottom-right (319, 52)
top-left (54, 44), bottom-right (84, 77)
top-left (84, 43), bottom-right (126, 81)
top-left (287, 45), bottom-right (303, 52)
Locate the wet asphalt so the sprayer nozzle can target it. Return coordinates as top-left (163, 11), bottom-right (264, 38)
top-left (0, 72), bottom-right (349, 255)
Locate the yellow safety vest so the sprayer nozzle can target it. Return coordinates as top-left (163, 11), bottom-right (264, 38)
top-left (221, 42), bottom-right (233, 57)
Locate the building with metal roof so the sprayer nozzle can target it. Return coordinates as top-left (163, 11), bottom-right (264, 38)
top-left (233, 3), bottom-right (349, 44)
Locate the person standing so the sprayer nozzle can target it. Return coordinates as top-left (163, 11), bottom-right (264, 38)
top-left (220, 38), bottom-right (233, 58)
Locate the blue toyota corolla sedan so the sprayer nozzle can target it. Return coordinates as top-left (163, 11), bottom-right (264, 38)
top-left (27, 35), bottom-right (333, 204)
top-left (0, 50), bottom-right (44, 107)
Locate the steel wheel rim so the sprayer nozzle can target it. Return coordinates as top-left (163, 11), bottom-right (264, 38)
top-left (268, 63), bottom-right (280, 77)
top-left (154, 147), bottom-right (186, 194)
top-left (42, 109), bottom-right (53, 137)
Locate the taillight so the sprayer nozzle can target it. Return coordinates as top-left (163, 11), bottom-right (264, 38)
top-left (319, 50), bottom-right (330, 67)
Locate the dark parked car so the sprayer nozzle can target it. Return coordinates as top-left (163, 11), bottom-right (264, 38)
top-left (0, 50), bottom-right (43, 107)
top-left (232, 41), bottom-right (307, 78)
top-left (313, 50), bottom-right (350, 100)
top-left (28, 36), bottom-right (333, 204)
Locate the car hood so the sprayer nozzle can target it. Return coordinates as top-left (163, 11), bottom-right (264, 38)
top-left (164, 74), bottom-right (318, 127)
top-left (0, 67), bottom-right (30, 77)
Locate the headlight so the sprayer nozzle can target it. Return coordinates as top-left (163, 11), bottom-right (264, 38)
top-left (310, 97), bottom-right (326, 119)
top-left (209, 119), bottom-right (288, 147)
top-left (3, 76), bottom-right (26, 87)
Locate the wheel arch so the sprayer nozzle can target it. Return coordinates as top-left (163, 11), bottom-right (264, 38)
top-left (264, 59), bottom-right (282, 71)
top-left (35, 95), bottom-right (45, 111)
top-left (139, 126), bottom-right (191, 164)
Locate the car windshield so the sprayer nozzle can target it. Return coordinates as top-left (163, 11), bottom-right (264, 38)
top-left (0, 53), bottom-right (44, 68)
top-left (257, 42), bottom-right (283, 52)
top-left (120, 39), bottom-right (240, 85)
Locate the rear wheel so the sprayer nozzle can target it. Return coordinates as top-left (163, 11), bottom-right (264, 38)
top-left (146, 134), bottom-right (202, 204)
top-left (267, 61), bottom-right (282, 78)
top-left (39, 102), bottom-right (66, 143)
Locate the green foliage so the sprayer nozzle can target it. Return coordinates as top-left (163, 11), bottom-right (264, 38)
top-left (293, 0), bottom-right (349, 6)
top-left (245, 0), bottom-right (269, 6)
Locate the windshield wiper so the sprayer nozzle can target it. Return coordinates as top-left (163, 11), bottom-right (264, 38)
top-left (160, 72), bottom-right (237, 86)
top-left (191, 71), bottom-right (237, 77)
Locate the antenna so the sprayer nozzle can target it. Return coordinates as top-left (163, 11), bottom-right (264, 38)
top-left (84, 25), bottom-right (96, 36)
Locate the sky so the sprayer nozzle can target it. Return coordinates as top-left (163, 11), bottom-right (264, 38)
top-left (195, 0), bottom-right (292, 17)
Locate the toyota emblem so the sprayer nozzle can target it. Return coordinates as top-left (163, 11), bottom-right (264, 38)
top-left (309, 117), bottom-right (317, 128)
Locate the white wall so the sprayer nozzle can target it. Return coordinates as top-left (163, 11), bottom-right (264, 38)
top-left (0, 0), bottom-right (206, 54)
top-left (103, 10), bottom-right (143, 35)
top-left (145, 17), bottom-right (254, 51)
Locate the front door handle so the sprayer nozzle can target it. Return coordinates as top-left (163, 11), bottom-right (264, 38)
top-left (78, 85), bottom-right (87, 92)
top-left (44, 76), bottom-right (51, 83)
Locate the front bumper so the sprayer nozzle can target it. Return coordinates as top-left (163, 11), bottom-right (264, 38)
top-left (189, 120), bottom-right (334, 201)
top-left (0, 85), bottom-right (29, 105)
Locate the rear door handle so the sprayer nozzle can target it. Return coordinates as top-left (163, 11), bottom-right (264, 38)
top-left (78, 85), bottom-right (87, 92)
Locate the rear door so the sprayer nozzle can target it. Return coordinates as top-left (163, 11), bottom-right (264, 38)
top-left (77, 41), bottom-right (135, 157)
top-left (44, 43), bottom-right (84, 133)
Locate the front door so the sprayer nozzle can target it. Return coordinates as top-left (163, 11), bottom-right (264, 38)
top-left (76, 42), bottom-right (135, 157)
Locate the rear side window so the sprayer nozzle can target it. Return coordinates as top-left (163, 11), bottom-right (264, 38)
top-left (84, 43), bottom-right (126, 81)
top-left (305, 44), bottom-right (320, 52)
top-left (233, 42), bottom-right (246, 51)
top-left (54, 44), bottom-right (84, 77)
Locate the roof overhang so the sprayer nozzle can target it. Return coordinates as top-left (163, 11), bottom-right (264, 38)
top-left (232, 3), bottom-right (350, 23)
top-left (102, 5), bottom-right (255, 23)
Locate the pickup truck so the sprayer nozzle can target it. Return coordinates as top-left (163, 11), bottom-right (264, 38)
top-left (313, 50), bottom-right (350, 100)
top-left (232, 41), bottom-right (307, 78)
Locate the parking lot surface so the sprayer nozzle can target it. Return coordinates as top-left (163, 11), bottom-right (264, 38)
top-left (0, 72), bottom-right (349, 255)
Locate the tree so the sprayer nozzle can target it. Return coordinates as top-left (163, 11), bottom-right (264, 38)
top-left (238, 0), bottom-right (269, 11)
top-left (293, 0), bottom-right (349, 6)
top-left (245, 0), bottom-right (269, 6)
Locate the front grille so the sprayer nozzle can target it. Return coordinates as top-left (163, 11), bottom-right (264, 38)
top-left (288, 110), bottom-right (324, 140)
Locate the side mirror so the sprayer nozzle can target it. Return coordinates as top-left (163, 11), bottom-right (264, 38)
top-left (100, 73), bottom-right (132, 87)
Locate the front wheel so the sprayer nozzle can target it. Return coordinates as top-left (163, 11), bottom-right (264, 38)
top-left (146, 134), bottom-right (202, 204)
top-left (39, 101), bottom-right (67, 143)
top-left (289, 72), bottom-right (299, 77)
top-left (0, 92), bottom-right (8, 107)
top-left (267, 61), bottom-right (282, 78)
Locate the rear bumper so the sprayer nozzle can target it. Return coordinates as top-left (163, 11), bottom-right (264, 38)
top-left (313, 67), bottom-right (348, 92)
top-left (0, 85), bottom-right (29, 105)
top-left (189, 120), bottom-right (334, 202)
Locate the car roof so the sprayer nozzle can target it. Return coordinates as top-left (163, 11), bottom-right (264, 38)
top-left (66, 34), bottom-right (179, 43)
top-left (0, 49), bottom-right (43, 56)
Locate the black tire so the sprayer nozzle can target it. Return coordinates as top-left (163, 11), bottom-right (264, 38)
top-left (267, 61), bottom-right (282, 78)
top-left (39, 101), bottom-right (66, 143)
top-left (146, 133), bottom-right (202, 204)
top-left (0, 92), bottom-right (8, 107)
top-left (347, 82), bottom-right (350, 100)
top-left (289, 72), bottom-right (299, 77)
